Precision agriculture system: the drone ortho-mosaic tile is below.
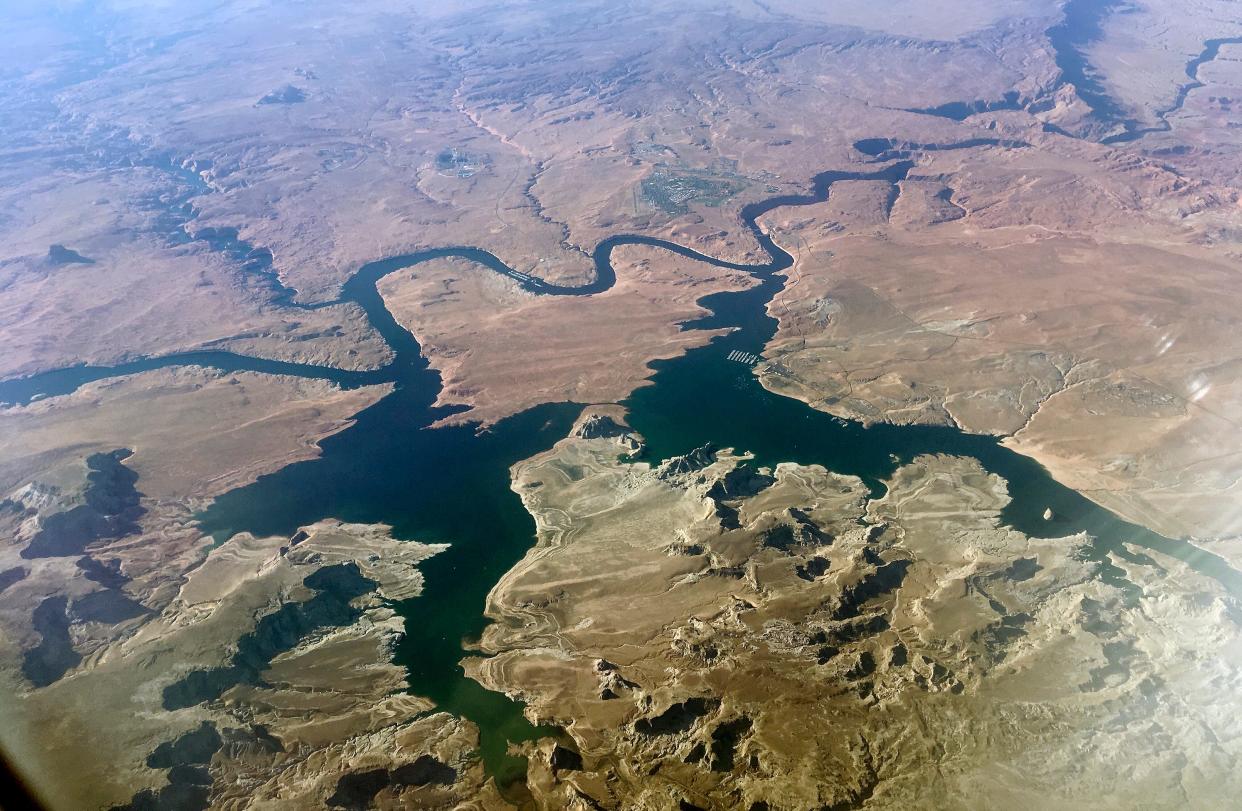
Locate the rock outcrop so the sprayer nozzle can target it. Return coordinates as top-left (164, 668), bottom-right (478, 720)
top-left (468, 419), bottom-right (1242, 809)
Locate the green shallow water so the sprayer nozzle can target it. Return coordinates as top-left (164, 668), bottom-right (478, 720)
top-left (7, 159), bottom-right (1238, 794)
top-left (196, 208), bottom-right (1242, 790)
top-left (197, 386), bottom-right (582, 790)
top-left (3, 2), bottom-right (1236, 799)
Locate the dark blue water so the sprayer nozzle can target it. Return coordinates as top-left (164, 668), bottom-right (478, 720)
top-left (894, 0), bottom-right (1236, 147)
top-left (4, 154), bottom-right (1238, 795)
top-left (1047, 0), bottom-right (1131, 125)
top-left (1102, 34), bottom-right (1242, 144)
top-left (1045, 0), bottom-right (1242, 144)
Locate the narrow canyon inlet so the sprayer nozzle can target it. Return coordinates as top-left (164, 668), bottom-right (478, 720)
top-left (2, 1), bottom-right (1242, 809)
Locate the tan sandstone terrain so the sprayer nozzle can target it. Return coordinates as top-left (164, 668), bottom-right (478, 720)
top-left (0, 0), bottom-right (1240, 808)
top-left (757, 128), bottom-right (1242, 546)
top-left (0, 370), bottom-right (427, 808)
top-left (474, 409), bottom-right (1242, 809)
top-left (377, 246), bottom-right (755, 426)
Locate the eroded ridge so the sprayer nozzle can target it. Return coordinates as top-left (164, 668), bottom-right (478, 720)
top-left (473, 408), bottom-right (1242, 809)
top-left (5, 151), bottom-right (1241, 808)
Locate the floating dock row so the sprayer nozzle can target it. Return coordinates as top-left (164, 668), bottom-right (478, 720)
top-left (726, 350), bottom-right (761, 365)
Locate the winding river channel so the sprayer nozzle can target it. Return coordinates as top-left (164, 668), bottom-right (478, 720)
top-left (3, 156), bottom-right (1240, 790)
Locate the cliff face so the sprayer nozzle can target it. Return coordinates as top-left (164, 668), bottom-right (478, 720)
top-left (755, 133), bottom-right (1242, 545)
top-left (3, 1), bottom-right (1242, 807)
top-left (1, 509), bottom-right (503, 810)
top-left (470, 411), bottom-right (1242, 809)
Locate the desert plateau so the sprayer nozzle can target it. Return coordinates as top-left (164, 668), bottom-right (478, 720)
top-left (1, 0), bottom-right (1242, 809)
